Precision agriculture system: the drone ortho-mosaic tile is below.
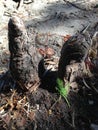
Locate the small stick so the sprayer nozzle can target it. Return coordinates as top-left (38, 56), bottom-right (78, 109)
top-left (17, 0), bottom-right (24, 10)
top-left (63, 0), bottom-right (87, 11)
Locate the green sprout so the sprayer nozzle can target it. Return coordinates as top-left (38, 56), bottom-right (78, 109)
top-left (56, 78), bottom-right (70, 107)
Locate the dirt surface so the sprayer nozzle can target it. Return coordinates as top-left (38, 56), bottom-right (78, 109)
top-left (0, 0), bottom-right (98, 130)
top-left (0, 0), bottom-right (98, 72)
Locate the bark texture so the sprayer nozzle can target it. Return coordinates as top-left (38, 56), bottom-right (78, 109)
top-left (58, 22), bottom-right (98, 92)
top-left (58, 33), bottom-right (91, 78)
top-left (8, 16), bottom-right (41, 91)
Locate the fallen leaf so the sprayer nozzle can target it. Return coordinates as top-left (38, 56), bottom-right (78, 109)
top-left (64, 35), bottom-right (71, 42)
top-left (28, 111), bottom-right (35, 120)
top-left (38, 48), bottom-right (46, 57)
top-left (45, 47), bottom-right (55, 57)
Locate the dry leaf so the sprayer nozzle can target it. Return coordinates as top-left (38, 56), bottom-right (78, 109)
top-left (38, 48), bottom-right (45, 56)
top-left (45, 47), bottom-right (55, 57)
top-left (64, 35), bottom-right (71, 42)
top-left (28, 111), bottom-right (35, 120)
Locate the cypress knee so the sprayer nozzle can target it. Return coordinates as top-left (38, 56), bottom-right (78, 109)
top-left (8, 16), bottom-right (40, 91)
top-left (58, 32), bottom-right (92, 84)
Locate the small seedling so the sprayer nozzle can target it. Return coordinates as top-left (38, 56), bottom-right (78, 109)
top-left (56, 78), bottom-right (70, 107)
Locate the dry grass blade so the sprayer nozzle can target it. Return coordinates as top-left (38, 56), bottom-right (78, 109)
top-left (28, 81), bottom-right (40, 93)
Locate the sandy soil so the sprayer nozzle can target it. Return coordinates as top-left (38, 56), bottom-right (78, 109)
top-left (0, 0), bottom-right (98, 73)
top-left (0, 0), bottom-right (98, 48)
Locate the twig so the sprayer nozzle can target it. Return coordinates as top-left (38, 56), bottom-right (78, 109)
top-left (92, 86), bottom-right (98, 94)
top-left (49, 96), bottom-right (61, 110)
top-left (72, 111), bottom-right (75, 128)
top-left (34, 122), bottom-right (37, 130)
top-left (4, 11), bottom-right (11, 17)
top-left (17, 0), bottom-right (24, 10)
top-left (80, 24), bottom-right (90, 34)
top-left (29, 81), bottom-right (40, 93)
top-left (23, 0), bottom-right (34, 4)
top-left (63, 0), bottom-right (87, 11)
top-left (82, 78), bottom-right (91, 89)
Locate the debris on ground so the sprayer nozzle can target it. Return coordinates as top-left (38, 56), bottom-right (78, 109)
top-left (0, 0), bottom-right (98, 130)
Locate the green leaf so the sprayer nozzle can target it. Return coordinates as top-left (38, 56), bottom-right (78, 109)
top-left (56, 78), bottom-right (70, 107)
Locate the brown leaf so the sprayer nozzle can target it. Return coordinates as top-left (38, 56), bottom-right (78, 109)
top-left (28, 111), bottom-right (35, 120)
top-left (45, 47), bottom-right (55, 57)
top-left (38, 48), bottom-right (46, 57)
top-left (63, 35), bottom-right (71, 42)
